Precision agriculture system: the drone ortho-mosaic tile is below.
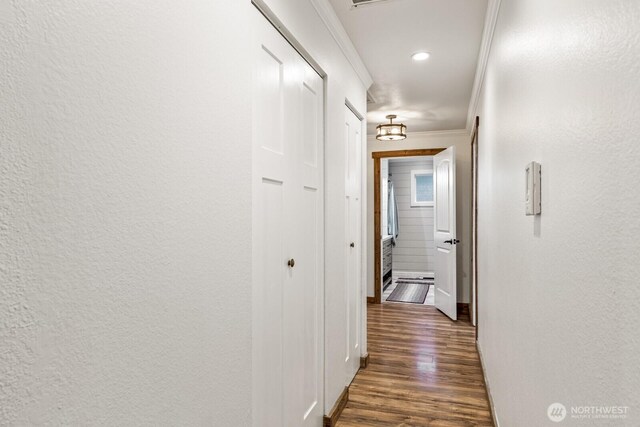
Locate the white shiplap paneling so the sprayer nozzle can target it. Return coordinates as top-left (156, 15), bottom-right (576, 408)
top-left (388, 157), bottom-right (434, 274)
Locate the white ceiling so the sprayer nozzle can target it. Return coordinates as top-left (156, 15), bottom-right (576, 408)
top-left (328, 0), bottom-right (488, 134)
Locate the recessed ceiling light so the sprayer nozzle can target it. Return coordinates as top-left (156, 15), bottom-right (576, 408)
top-left (412, 52), bottom-right (430, 61)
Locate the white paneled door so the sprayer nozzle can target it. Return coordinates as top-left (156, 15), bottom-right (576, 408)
top-left (252, 9), bottom-right (324, 427)
top-left (434, 146), bottom-right (458, 320)
top-left (344, 106), bottom-right (362, 381)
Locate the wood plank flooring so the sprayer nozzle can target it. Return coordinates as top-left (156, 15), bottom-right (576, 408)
top-left (337, 303), bottom-right (493, 427)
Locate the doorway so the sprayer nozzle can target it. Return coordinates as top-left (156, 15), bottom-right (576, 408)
top-left (380, 155), bottom-right (436, 306)
top-left (372, 147), bottom-right (460, 323)
top-left (372, 149), bottom-right (445, 305)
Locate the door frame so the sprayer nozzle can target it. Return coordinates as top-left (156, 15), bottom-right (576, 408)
top-left (470, 116), bottom-right (479, 338)
top-left (371, 148), bottom-right (446, 304)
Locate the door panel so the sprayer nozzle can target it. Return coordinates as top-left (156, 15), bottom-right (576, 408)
top-left (436, 161), bottom-right (451, 232)
top-left (301, 187), bottom-right (320, 421)
top-left (254, 179), bottom-right (285, 426)
top-left (302, 83), bottom-right (319, 168)
top-left (253, 8), bottom-right (324, 427)
top-left (434, 146), bottom-right (457, 320)
top-left (252, 17), bottom-right (289, 425)
top-left (345, 106), bottom-right (362, 381)
top-left (292, 61), bottom-right (324, 427)
top-left (256, 46), bottom-right (284, 154)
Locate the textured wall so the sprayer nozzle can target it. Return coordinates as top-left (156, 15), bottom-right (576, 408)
top-left (476, 0), bottom-right (640, 425)
top-left (0, 1), bottom-right (252, 424)
top-left (366, 131), bottom-right (472, 302)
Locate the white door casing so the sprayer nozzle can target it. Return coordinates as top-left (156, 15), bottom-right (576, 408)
top-left (434, 146), bottom-right (458, 321)
top-left (252, 8), bottom-right (324, 427)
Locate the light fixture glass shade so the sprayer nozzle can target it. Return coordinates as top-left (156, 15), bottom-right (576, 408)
top-left (376, 115), bottom-right (407, 141)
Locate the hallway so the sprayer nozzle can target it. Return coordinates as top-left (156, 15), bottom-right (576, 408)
top-left (3, 0), bottom-right (640, 425)
top-left (338, 304), bottom-right (493, 426)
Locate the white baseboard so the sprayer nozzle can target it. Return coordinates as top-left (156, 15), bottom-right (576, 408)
top-left (476, 341), bottom-right (500, 427)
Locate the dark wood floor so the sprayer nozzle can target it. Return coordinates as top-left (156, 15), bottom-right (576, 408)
top-left (337, 303), bottom-right (493, 427)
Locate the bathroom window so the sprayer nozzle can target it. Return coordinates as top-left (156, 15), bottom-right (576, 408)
top-left (410, 170), bottom-right (434, 207)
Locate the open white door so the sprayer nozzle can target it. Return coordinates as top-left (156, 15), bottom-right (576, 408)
top-left (434, 146), bottom-right (458, 320)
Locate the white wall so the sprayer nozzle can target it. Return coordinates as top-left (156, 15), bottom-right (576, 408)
top-left (0, 0), bottom-right (369, 423)
top-left (388, 157), bottom-right (435, 274)
top-left (259, 0), bottom-right (370, 414)
top-left (0, 1), bottom-right (252, 425)
top-left (475, 1), bottom-right (640, 426)
top-left (366, 131), bottom-right (472, 303)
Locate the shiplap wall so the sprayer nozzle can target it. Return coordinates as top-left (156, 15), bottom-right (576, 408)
top-left (389, 157), bottom-right (434, 274)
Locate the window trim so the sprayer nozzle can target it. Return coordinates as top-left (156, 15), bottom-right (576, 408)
top-left (410, 169), bottom-right (434, 207)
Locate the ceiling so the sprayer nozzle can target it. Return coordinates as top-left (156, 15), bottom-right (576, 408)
top-left (328, 0), bottom-right (488, 134)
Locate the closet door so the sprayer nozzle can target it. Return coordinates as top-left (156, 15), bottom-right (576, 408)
top-left (344, 105), bottom-right (362, 382)
top-left (285, 51), bottom-right (324, 427)
top-left (252, 8), bottom-right (324, 427)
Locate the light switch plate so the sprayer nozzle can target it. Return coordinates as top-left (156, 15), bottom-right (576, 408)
top-left (525, 161), bottom-right (541, 215)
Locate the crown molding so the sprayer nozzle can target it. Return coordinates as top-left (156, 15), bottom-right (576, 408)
top-left (309, 0), bottom-right (374, 89)
top-left (407, 129), bottom-right (469, 137)
top-left (466, 0), bottom-right (502, 132)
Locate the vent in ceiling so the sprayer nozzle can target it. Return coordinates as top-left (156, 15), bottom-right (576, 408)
top-left (351, 0), bottom-right (389, 8)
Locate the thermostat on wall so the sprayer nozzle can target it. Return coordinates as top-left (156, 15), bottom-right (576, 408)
top-left (525, 161), bottom-right (541, 215)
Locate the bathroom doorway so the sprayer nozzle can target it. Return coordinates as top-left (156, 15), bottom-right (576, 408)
top-left (381, 155), bottom-right (436, 306)
top-left (371, 148), bottom-right (446, 305)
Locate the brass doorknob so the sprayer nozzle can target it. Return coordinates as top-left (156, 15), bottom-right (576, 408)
top-left (287, 258), bottom-right (295, 268)
top-left (350, 242), bottom-right (355, 248)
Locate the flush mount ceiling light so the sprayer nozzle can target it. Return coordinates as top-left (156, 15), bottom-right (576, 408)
top-left (376, 115), bottom-right (407, 141)
top-left (411, 51), bottom-right (430, 61)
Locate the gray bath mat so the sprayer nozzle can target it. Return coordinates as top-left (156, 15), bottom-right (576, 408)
top-left (386, 282), bottom-right (430, 304)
